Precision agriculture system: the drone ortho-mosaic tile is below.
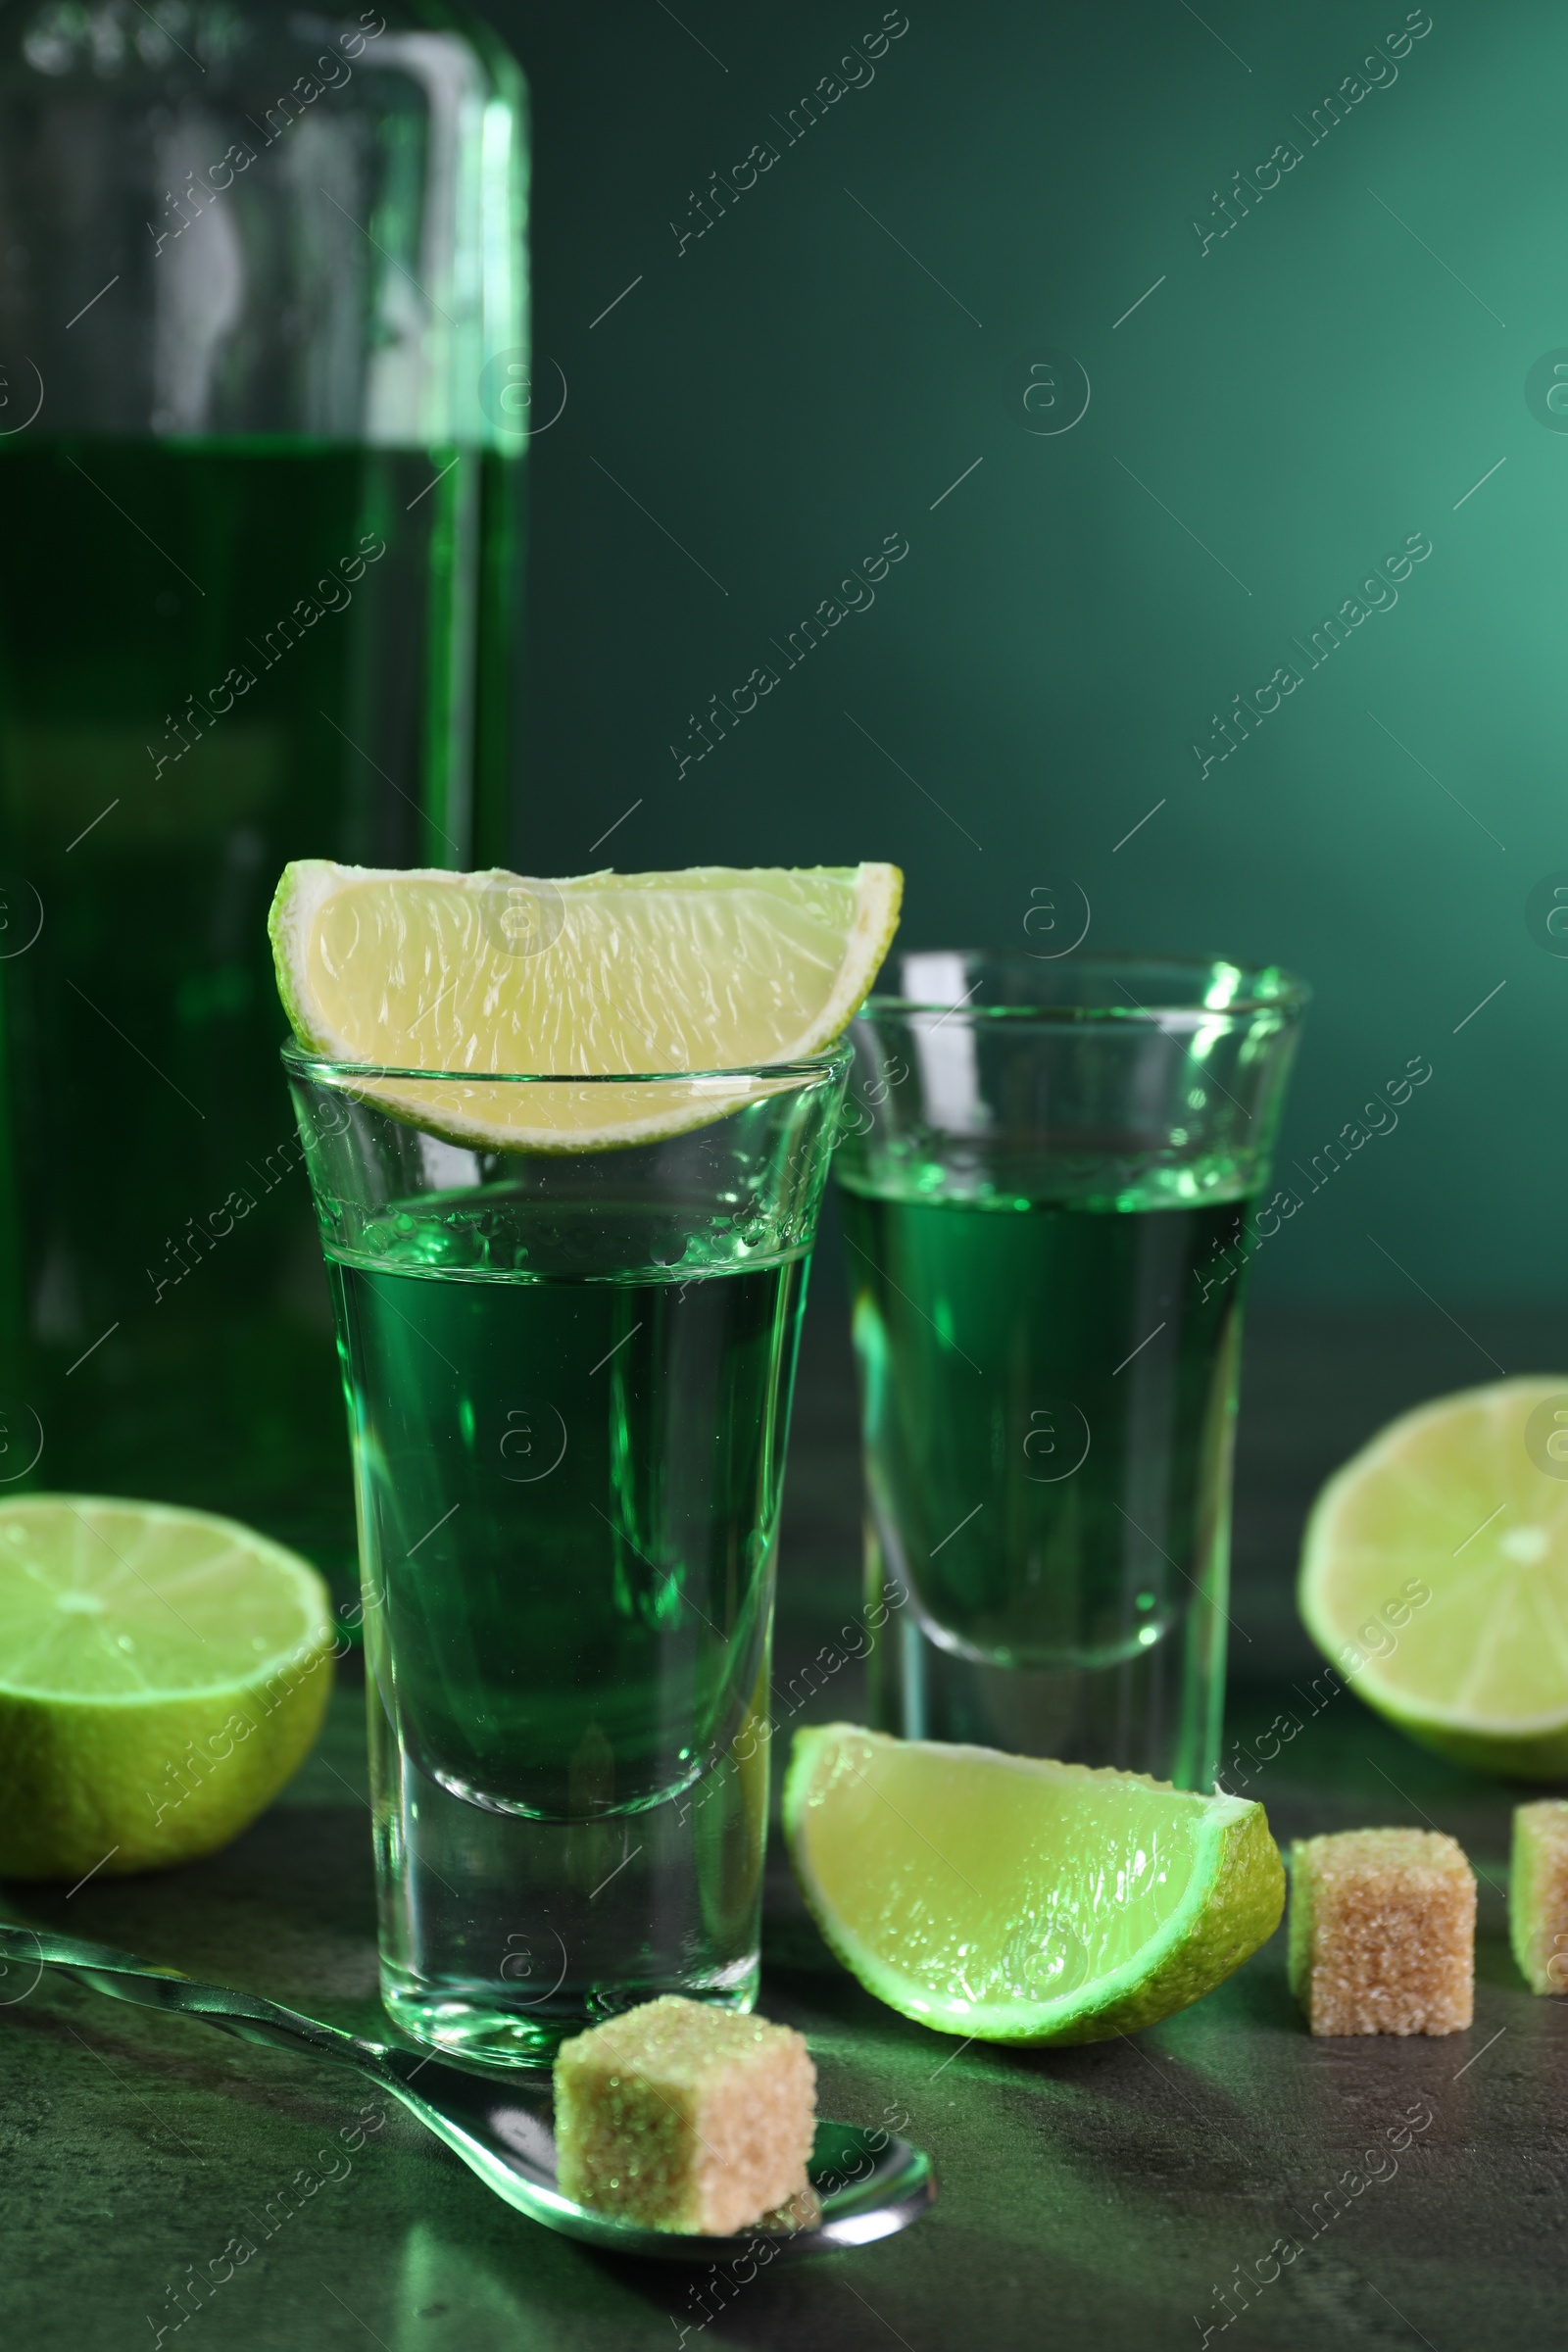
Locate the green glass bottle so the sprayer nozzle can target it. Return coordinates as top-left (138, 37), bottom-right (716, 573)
top-left (0, 0), bottom-right (528, 1587)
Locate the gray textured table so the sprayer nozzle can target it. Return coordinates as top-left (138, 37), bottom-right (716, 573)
top-left (5, 1295), bottom-right (1566, 2350)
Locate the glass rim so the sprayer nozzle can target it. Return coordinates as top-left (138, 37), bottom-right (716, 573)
top-left (279, 1037), bottom-right (854, 1087)
top-left (860, 950), bottom-right (1309, 1023)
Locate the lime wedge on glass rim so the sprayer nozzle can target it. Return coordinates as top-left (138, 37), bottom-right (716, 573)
top-left (268, 860), bottom-right (903, 1150)
top-left (0, 1495), bottom-right (333, 1879)
top-left (783, 1725), bottom-right (1285, 2044)
top-left (1299, 1377), bottom-right (1568, 1778)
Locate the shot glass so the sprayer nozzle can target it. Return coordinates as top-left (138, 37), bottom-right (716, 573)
top-left (837, 954), bottom-right (1306, 1790)
top-left (285, 1044), bottom-right (849, 2066)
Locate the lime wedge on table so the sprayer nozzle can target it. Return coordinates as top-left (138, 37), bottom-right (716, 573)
top-left (269, 860), bottom-right (903, 1150)
top-left (783, 1726), bottom-right (1284, 2044)
top-left (0, 1496), bottom-right (333, 1880)
top-left (1299, 1379), bottom-right (1568, 1778)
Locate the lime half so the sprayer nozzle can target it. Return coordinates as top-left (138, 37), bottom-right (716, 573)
top-left (783, 1725), bottom-right (1284, 2044)
top-left (269, 860), bottom-right (903, 1150)
top-left (0, 1495), bottom-right (333, 1878)
top-left (1299, 1378), bottom-right (1568, 1778)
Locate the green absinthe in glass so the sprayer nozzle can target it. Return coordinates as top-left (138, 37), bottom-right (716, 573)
top-left (329, 1186), bottom-right (806, 2058)
top-left (333, 1193), bottom-right (801, 1820)
top-left (842, 1167), bottom-right (1247, 1714)
top-left (839, 951), bottom-right (1305, 1790)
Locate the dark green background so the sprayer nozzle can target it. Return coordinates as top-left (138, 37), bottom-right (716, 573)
top-left (480, 0), bottom-right (1566, 1305)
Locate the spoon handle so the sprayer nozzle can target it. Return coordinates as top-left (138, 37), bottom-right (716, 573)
top-left (0, 1922), bottom-right (398, 2085)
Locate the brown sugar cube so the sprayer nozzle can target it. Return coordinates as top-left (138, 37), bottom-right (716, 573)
top-left (1288, 1829), bottom-right (1474, 2036)
top-left (1509, 1799), bottom-right (1568, 1993)
top-left (554, 1996), bottom-right (817, 2234)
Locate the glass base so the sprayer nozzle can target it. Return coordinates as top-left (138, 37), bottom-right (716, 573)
top-left (368, 1671), bottom-right (767, 2072)
top-left (381, 1957), bottom-right (760, 2070)
top-left (866, 1529), bottom-right (1224, 1790)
